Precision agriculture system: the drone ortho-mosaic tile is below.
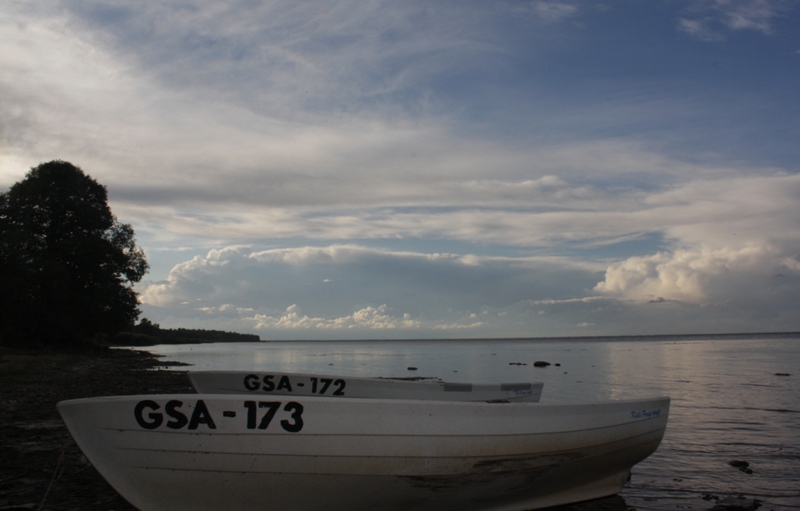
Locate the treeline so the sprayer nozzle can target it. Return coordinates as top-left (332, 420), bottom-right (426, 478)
top-left (113, 318), bottom-right (261, 346)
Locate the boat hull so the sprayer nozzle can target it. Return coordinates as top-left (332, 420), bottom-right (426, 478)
top-left (189, 370), bottom-right (544, 402)
top-left (57, 395), bottom-right (669, 511)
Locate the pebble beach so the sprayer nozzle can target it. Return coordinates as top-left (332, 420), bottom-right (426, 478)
top-left (0, 348), bottom-right (193, 511)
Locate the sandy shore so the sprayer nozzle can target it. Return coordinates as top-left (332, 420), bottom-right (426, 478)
top-left (0, 348), bottom-right (193, 511)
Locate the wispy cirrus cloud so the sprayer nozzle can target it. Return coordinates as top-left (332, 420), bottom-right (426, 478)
top-left (678, 0), bottom-right (791, 40)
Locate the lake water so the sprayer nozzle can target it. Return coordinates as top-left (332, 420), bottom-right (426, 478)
top-left (143, 334), bottom-right (800, 510)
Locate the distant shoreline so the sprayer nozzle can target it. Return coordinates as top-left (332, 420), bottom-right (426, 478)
top-left (252, 331), bottom-right (800, 343)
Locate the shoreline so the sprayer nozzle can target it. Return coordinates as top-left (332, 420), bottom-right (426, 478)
top-left (0, 348), bottom-right (193, 511)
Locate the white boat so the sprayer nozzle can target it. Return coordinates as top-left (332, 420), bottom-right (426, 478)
top-left (188, 370), bottom-right (544, 402)
top-left (58, 394), bottom-right (669, 511)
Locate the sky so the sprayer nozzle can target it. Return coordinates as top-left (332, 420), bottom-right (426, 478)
top-left (2, 0), bottom-right (799, 340)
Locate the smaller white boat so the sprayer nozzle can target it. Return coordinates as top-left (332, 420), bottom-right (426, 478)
top-left (188, 370), bottom-right (543, 402)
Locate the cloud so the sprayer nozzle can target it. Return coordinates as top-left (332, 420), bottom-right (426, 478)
top-left (252, 304), bottom-right (420, 331)
top-left (138, 244), bottom-right (603, 338)
top-left (586, 173), bottom-right (800, 322)
top-left (40, 1), bottom-right (537, 121)
top-left (720, 0), bottom-right (786, 32)
top-left (137, 236), bottom-right (800, 339)
top-left (3, 1), bottom-right (800, 338)
top-left (118, 170), bottom-right (799, 268)
top-left (0, 2), bottom-right (644, 195)
top-left (531, 297), bottom-right (610, 306)
top-left (432, 322), bottom-right (486, 330)
top-left (677, 18), bottom-right (725, 42)
top-left (513, 2), bottom-right (579, 24)
top-left (594, 244), bottom-right (794, 303)
top-left (782, 257), bottom-right (800, 273)
top-left (646, 174), bottom-right (800, 248)
top-left (678, 0), bottom-right (790, 40)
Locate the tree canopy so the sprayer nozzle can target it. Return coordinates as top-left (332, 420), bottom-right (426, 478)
top-left (0, 160), bottom-right (149, 348)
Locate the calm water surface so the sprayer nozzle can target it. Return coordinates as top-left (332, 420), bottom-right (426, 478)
top-left (145, 336), bottom-right (800, 510)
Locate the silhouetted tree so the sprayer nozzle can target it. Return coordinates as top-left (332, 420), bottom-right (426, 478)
top-left (0, 160), bottom-right (148, 348)
top-left (134, 317), bottom-right (162, 336)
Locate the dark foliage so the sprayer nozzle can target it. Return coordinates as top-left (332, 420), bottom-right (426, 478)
top-left (115, 318), bottom-right (260, 345)
top-left (0, 160), bottom-right (148, 348)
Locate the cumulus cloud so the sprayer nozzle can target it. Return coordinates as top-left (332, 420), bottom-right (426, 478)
top-left (136, 234), bottom-right (800, 338)
top-left (252, 304), bottom-right (420, 331)
top-left (139, 244), bottom-right (603, 338)
top-left (594, 245), bottom-right (790, 303)
top-left (584, 173), bottom-right (800, 325)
